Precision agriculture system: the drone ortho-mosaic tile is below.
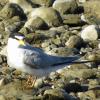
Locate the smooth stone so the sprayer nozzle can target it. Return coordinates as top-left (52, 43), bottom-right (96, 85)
top-left (80, 25), bottom-right (100, 41)
top-left (53, 0), bottom-right (78, 14)
top-left (30, 7), bottom-right (62, 27)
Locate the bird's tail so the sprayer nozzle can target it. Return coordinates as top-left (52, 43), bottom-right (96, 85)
top-left (52, 54), bottom-right (94, 66)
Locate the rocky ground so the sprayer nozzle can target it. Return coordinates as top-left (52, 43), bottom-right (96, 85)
top-left (0, 0), bottom-right (100, 100)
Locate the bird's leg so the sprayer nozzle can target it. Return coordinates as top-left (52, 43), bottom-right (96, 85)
top-left (24, 75), bottom-right (37, 89)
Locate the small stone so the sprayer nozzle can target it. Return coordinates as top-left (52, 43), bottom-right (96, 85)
top-left (0, 78), bottom-right (5, 87)
top-left (80, 25), bottom-right (100, 41)
top-left (65, 35), bottom-right (83, 48)
top-left (49, 72), bottom-right (60, 81)
top-left (34, 78), bottom-right (44, 88)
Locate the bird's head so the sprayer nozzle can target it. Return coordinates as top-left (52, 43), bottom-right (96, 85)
top-left (8, 33), bottom-right (26, 46)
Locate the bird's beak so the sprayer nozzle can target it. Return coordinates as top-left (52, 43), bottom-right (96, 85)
top-left (19, 40), bottom-right (25, 45)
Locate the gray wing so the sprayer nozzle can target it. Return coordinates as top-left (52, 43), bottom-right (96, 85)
top-left (22, 43), bottom-right (81, 69)
top-left (23, 47), bottom-right (81, 69)
top-left (23, 48), bottom-right (56, 69)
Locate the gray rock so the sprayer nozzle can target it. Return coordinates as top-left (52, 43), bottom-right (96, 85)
top-left (53, 0), bottom-right (78, 14)
top-left (30, 7), bottom-right (62, 27)
top-left (65, 35), bottom-right (83, 48)
top-left (80, 25), bottom-right (100, 42)
top-left (24, 16), bottom-right (48, 31)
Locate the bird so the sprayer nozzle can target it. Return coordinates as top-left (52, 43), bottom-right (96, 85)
top-left (7, 32), bottom-right (82, 87)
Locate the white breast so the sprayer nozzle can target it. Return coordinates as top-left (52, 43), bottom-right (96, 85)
top-left (7, 38), bottom-right (25, 70)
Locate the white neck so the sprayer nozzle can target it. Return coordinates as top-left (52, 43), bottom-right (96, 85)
top-left (7, 38), bottom-right (20, 49)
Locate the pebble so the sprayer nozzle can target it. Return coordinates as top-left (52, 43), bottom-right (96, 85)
top-left (34, 78), bottom-right (44, 88)
top-left (65, 35), bottom-right (83, 48)
top-left (80, 25), bottom-right (100, 41)
top-left (0, 78), bottom-right (5, 86)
